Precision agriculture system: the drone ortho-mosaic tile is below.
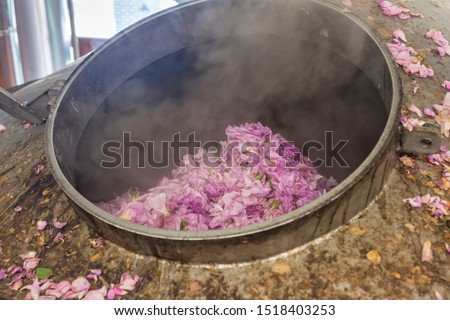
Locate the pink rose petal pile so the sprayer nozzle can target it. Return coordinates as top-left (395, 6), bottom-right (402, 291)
top-left (98, 123), bottom-right (336, 231)
top-left (378, 1), bottom-right (423, 20)
top-left (0, 251), bottom-right (142, 300)
top-left (426, 29), bottom-right (450, 58)
top-left (387, 30), bottom-right (434, 78)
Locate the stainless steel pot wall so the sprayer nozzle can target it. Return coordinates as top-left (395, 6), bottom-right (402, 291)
top-left (46, 0), bottom-right (401, 263)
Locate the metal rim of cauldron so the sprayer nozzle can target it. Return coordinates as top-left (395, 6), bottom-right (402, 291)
top-left (45, 0), bottom-right (401, 244)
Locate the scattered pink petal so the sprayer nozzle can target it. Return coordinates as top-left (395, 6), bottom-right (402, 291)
top-left (46, 280), bottom-right (71, 299)
top-left (86, 269), bottom-right (102, 283)
top-left (34, 164), bottom-right (44, 174)
top-left (36, 221), bottom-right (48, 231)
top-left (23, 122), bottom-right (31, 129)
top-left (393, 29), bottom-right (407, 42)
top-left (21, 279), bottom-right (41, 300)
top-left (408, 104), bottom-right (423, 117)
top-left (14, 205), bottom-right (22, 212)
top-left (54, 232), bottom-right (64, 241)
top-left (0, 269), bottom-right (6, 281)
top-left (442, 81), bottom-right (450, 91)
top-left (422, 240), bottom-right (433, 262)
top-left (378, 1), bottom-right (422, 20)
top-left (118, 273), bottom-right (142, 291)
top-left (400, 116), bottom-right (425, 131)
top-left (70, 277), bottom-right (90, 299)
top-left (426, 29), bottom-right (450, 58)
top-left (53, 219), bottom-right (67, 230)
top-left (107, 286), bottom-right (126, 300)
top-left (8, 278), bottom-right (23, 291)
top-left (423, 108), bottom-right (436, 118)
top-left (435, 291), bottom-right (443, 300)
top-left (399, 155), bottom-right (415, 168)
top-left (83, 286), bottom-right (107, 300)
top-left (23, 257), bottom-right (41, 272)
top-left (410, 12), bottom-right (424, 18)
top-left (413, 85), bottom-right (420, 95)
top-left (403, 196), bottom-right (423, 208)
top-left (387, 35), bottom-right (434, 78)
top-left (0, 124), bottom-right (6, 133)
top-left (18, 251), bottom-right (37, 260)
top-left (341, 0), bottom-right (352, 6)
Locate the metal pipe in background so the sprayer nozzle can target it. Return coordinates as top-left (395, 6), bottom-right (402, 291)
top-left (14, 0), bottom-right (54, 83)
top-left (0, 0), bottom-right (22, 88)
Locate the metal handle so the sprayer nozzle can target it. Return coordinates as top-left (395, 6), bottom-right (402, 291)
top-left (0, 58), bottom-right (83, 125)
top-left (401, 120), bottom-right (441, 154)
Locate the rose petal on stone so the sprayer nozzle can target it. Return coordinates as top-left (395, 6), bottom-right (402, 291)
top-left (0, 124), bottom-right (6, 133)
top-left (408, 104), bottom-right (423, 117)
top-left (36, 221), bottom-right (48, 231)
top-left (119, 273), bottom-right (143, 291)
top-left (422, 240), bottom-right (433, 262)
top-left (393, 29), bottom-right (407, 42)
top-left (19, 251), bottom-right (36, 260)
top-left (14, 205), bottom-right (22, 212)
top-left (53, 219), bottom-right (67, 230)
top-left (34, 164), bottom-right (44, 174)
top-left (435, 291), bottom-right (443, 300)
top-left (83, 286), bottom-right (107, 300)
top-left (442, 81), bottom-right (450, 91)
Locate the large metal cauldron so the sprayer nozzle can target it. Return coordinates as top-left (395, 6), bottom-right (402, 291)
top-left (45, 0), bottom-right (401, 263)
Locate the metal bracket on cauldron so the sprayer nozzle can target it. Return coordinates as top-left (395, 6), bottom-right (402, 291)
top-left (0, 59), bottom-right (82, 125)
top-left (400, 120), bottom-right (441, 154)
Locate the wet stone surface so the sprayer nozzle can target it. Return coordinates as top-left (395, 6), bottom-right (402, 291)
top-left (0, 0), bottom-right (449, 299)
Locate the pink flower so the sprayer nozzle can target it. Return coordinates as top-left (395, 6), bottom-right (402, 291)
top-left (83, 286), bottom-right (107, 300)
top-left (53, 219), bottom-right (67, 229)
top-left (36, 221), bottom-right (48, 231)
